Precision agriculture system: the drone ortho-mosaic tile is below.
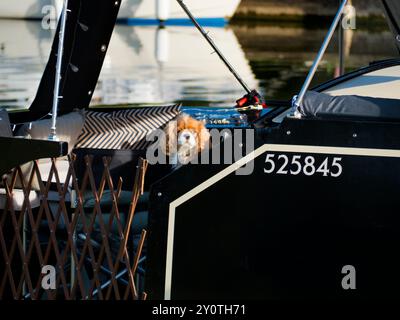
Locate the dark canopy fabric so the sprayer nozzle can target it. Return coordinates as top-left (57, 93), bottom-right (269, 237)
top-left (10, 0), bottom-right (121, 123)
top-left (298, 91), bottom-right (400, 121)
top-left (382, 0), bottom-right (400, 52)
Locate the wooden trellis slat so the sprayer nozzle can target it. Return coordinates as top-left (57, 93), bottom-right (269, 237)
top-left (0, 155), bottom-right (148, 300)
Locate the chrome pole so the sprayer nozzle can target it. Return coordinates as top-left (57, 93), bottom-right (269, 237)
top-left (294, 0), bottom-right (348, 108)
top-left (49, 0), bottom-right (68, 141)
top-left (176, 0), bottom-right (252, 94)
top-left (338, 0), bottom-right (345, 76)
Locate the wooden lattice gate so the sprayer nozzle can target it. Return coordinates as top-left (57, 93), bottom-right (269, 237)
top-left (0, 155), bottom-right (148, 300)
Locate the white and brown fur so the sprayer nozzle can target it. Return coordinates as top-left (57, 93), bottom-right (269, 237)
top-left (159, 113), bottom-right (210, 165)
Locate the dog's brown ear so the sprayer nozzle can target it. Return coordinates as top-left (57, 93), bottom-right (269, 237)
top-left (159, 119), bottom-right (177, 156)
top-left (176, 113), bottom-right (190, 132)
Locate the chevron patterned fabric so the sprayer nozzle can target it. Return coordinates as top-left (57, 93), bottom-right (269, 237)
top-left (76, 105), bottom-right (181, 150)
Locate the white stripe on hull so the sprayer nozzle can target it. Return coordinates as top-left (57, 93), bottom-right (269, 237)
top-left (164, 144), bottom-right (400, 299)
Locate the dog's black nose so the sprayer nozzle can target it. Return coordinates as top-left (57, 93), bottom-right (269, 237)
top-left (184, 134), bottom-right (190, 140)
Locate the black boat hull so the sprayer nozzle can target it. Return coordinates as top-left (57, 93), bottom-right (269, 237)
top-left (146, 117), bottom-right (400, 300)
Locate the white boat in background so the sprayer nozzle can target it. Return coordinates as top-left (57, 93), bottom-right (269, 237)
top-left (0, 19), bottom-right (258, 109)
top-left (0, 0), bottom-right (241, 26)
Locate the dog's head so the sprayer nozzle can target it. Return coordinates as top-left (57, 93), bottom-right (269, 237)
top-left (160, 113), bottom-right (210, 164)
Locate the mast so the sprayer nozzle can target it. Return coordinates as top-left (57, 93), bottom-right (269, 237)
top-left (49, 0), bottom-right (68, 141)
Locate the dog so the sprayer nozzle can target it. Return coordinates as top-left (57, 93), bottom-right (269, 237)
top-left (160, 113), bottom-right (210, 165)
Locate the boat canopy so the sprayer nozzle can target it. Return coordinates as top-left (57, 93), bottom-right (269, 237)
top-left (382, 0), bottom-right (400, 52)
top-left (298, 90), bottom-right (400, 121)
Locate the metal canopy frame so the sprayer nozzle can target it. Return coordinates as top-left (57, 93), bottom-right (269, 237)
top-left (293, 0), bottom-right (349, 109)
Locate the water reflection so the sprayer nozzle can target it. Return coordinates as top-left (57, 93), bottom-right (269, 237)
top-left (0, 19), bottom-right (398, 111)
top-left (233, 23), bottom-right (398, 100)
top-left (94, 24), bottom-right (258, 106)
top-left (0, 20), bottom-right (54, 108)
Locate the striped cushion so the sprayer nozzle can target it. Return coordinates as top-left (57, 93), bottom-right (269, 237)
top-left (76, 105), bottom-right (181, 150)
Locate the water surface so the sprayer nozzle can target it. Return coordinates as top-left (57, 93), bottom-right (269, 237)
top-left (0, 19), bottom-right (398, 111)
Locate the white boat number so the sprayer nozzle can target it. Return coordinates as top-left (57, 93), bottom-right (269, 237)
top-left (264, 154), bottom-right (343, 177)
